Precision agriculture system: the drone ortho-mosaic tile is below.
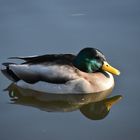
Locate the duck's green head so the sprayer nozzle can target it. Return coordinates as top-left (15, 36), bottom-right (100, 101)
top-left (73, 48), bottom-right (120, 75)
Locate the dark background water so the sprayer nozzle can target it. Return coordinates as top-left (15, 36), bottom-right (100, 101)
top-left (0, 0), bottom-right (140, 140)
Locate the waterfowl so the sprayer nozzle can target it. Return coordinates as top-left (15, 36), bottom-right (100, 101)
top-left (1, 48), bottom-right (120, 94)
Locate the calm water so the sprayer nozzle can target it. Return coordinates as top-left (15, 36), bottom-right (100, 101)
top-left (0, 0), bottom-right (140, 140)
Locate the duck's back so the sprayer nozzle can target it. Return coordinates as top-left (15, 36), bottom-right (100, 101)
top-left (1, 54), bottom-right (78, 84)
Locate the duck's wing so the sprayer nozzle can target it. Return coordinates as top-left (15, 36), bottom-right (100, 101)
top-left (2, 54), bottom-right (78, 84)
top-left (9, 54), bottom-right (75, 64)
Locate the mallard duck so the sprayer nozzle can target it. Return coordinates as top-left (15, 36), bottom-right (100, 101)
top-left (1, 48), bottom-right (120, 94)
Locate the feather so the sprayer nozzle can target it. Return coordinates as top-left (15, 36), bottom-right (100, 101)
top-left (2, 62), bottom-right (15, 66)
top-left (8, 54), bottom-right (76, 64)
top-left (2, 54), bottom-right (76, 84)
top-left (8, 64), bottom-right (79, 84)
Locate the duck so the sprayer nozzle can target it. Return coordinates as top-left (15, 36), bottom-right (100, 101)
top-left (1, 47), bottom-right (120, 94)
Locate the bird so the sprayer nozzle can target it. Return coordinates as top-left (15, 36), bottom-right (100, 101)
top-left (1, 47), bottom-right (120, 94)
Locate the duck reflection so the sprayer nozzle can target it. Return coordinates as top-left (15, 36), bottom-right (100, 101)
top-left (5, 83), bottom-right (122, 120)
top-left (80, 95), bottom-right (122, 120)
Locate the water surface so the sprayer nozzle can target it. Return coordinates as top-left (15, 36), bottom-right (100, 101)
top-left (0, 0), bottom-right (140, 140)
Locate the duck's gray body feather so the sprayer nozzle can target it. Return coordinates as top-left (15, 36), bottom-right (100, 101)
top-left (1, 54), bottom-right (77, 84)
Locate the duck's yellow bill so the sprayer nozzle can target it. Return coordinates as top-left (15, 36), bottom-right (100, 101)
top-left (102, 61), bottom-right (120, 75)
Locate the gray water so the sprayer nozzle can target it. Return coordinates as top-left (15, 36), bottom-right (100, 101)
top-left (0, 0), bottom-right (140, 140)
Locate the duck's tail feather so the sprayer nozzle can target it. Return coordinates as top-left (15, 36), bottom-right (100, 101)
top-left (1, 63), bottom-right (20, 82)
